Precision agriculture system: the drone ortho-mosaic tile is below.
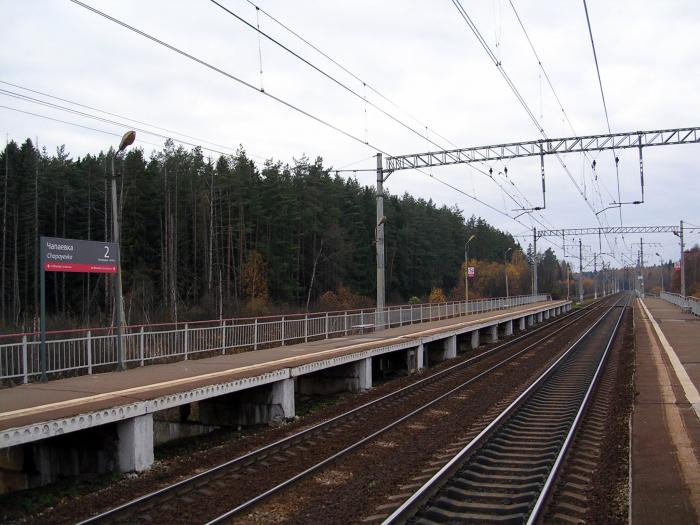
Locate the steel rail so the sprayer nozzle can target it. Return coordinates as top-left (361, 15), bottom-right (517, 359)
top-left (526, 295), bottom-right (628, 524)
top-left (77, 298), bottom-right (597, 525)
top-left (381, 294), bottom-right (627, 524)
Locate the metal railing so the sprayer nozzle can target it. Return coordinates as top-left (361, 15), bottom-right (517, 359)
top-left (659, 291), bottom-right (700, 316)
top-left (0, 294), bottom-right (551, 385)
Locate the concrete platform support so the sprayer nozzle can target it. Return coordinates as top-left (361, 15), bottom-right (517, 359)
top-left (490, 324), bottom-right (498, 342)
top-left (199, 380), bottom-right (295, 427)
top-left (272, 378), bottom-right (296, 416)
top-left (117, 414), bottom-right (154, 473)
top-left (537, 312), bottom-right (543, 323)
top-left (519, 317), bottom-right (526, 331)
top-left (544, 309), bottom-right (550, 320)
top-left (443, 335), bottom-right (457, 360)
top-left (406, 344), bottom-right (425, 372)
top-left (470, 330), bottom-right (479, 349)
top-left (527, 314), bottom-right (534, 326)
top-left (503, 320), bottom-right (513, 336)
top-left (298, 359), bottom-right (372, 396)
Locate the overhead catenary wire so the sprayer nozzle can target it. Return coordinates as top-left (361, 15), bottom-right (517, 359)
top-left (242, 0), bottom-right (462, 150)
top-left (0, 80), bottom-right (251, 156)
top-left (582, 0), bottom-right (624, 226)
top-left (67, 0), bottom-right (572, 260)
top-left (209, 0), bottom-right (460, 153)
top-left (0, 88), bottom-right (267, 161)
top-left (68, 0), bottom-right (387, 156)
top-left (507, 0), bottom-right (616, 209)
top-left (451, 0), bottom-right (622, 264)
top-left (223, 0), bottom-right (547, 222)
top-left (1, 105), bottom-right (164, 151)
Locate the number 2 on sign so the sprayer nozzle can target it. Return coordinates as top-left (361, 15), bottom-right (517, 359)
top-left (104, 246), bottom-right (110, 258)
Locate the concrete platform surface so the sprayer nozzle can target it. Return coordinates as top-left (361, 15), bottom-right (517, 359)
top-left (642, 297), bottom-right (700, 397)
top-left (0, 300), bottom-right (566, 432)
top-left (632, 298), bottom-right (700, 524)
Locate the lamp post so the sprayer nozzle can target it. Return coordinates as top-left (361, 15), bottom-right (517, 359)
top-left (504, 247), bottom-right (512, 298)
top-left (656, 252), bottom-right (664, 292)
top-left (112, 130), bottom-right (135, 371)
top-left (465, 234), bottom-right (476, 306)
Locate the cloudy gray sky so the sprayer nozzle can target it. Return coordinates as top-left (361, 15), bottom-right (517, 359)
top-left (2, 0), bottom-right (699, 267)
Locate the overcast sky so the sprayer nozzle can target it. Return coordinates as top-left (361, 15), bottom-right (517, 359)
top-left (2, 0), bottom-right (698, 268)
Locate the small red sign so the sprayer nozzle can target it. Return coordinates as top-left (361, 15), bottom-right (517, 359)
top-left (674, 261), bottom-right (681, 272)
top-left (467, 266), bottom-right (476, 278)
top-left (44, 262), bottom-right (117, 273)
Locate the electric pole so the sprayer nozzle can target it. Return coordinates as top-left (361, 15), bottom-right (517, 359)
top-left (593, 253), bottom-right (597, 299)
top-left (578, 238), bottom-right (583, 304)
top-left (533, 227), bottom-right (538, 296)
top-left (376, 153), bottom-right (385, 330)
top-left (680, 220), bottom-right (686, 298)
top-left (640, 237), bottom-right (645, 298)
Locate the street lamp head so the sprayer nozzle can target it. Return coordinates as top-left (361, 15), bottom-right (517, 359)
top-left (467, 234), bottom-right (476, 244)
top-left (118, 130), bottom-right (136, 153)
top-left (377, 215), bottom-right (387, 227)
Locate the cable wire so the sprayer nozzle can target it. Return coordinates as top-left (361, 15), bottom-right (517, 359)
top-left (582, 0), bottom-right (624, 224)
top-left (451, 0), bottom-right (622, 263)
top-left (68, 0), bottom-right (386, 155)
top-left (231, 0), bottom-right (544, 221)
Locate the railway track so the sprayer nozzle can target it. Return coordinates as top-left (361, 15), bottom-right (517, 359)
top-left (382, 293), bottom-right (629, 524)
top-left (74, 298), bottom-right (613, 525)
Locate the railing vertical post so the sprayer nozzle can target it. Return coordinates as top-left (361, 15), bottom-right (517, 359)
top-left (184, 323), bottom-right (189, 360)
top-left (22, 335), bottom-right (28, 384)
top-left (87, 330), bottom-right (92, 375)
top-left (222, 320), bottom-right (227, 355)
top-left (304, 315), bottom-right (308, 343)
top-left (411, 304), bottom-right (414, 324)
top-left (254, 319), bottom-right (259, 350)
top-left (344, 311), bottom-right (348, 336)
top-left (281, 316), bottom-right (285, 346)
top-left (325, 312), bottom-right (329, 339)
top-left (140, 326), bottom-right (145, 365)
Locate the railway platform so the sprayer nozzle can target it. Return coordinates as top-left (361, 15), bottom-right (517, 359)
top-left (633, 297), bottom-right (700, 524)
top-left (0, 298), bottom-right (568, 492)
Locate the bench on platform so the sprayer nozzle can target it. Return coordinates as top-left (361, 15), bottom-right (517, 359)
top-left (351, 323), bottom-right (375, 334)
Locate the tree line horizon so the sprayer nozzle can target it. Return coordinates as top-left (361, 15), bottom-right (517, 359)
top-left (1, 138), bottom-right (697, 332)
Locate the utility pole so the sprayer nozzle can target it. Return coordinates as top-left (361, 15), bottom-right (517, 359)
top-left (639, 237), bottom-right (645, 298)
top-left (376, 153), bottom-right (385, 330)
top-left (533, 228), bottom-right (538, 296)
top-left (593, 253), bottom-right (597, 299)
top-left (504, 247), bottom-right (512, 298)
top-left (680, 220), bottom-right (686, 298)
top-left (578, 238), bottom-right (583, 304)
top-left (563, 232), bottom-right (569, 300)
top-left (465, 234), bottom-right (475, 305)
